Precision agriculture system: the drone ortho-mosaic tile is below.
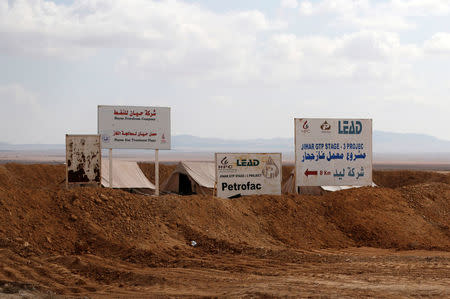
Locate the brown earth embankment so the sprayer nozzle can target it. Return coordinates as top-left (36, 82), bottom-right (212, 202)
top-left (0, 163), bottom-right (449, 296)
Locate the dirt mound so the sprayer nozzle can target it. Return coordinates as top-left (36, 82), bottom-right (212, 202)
top-left (322, 185), bottom-right (450, 249)
top-left (373, 170), bottom-right (450, 188)
top-left (0, 164), bottom-right (449, 258)
top-left (399, 182), bottom-right (450, 236)
top-left (0, 163), bottom-right (65, 189)
top-left (2, 184), bottom-right (448, 260)
top-left (0, 186), bottom-right (345, 260)
top-left (0, 163), bottom-right (449, 296)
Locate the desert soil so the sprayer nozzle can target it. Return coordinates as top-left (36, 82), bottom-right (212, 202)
top-left (0, 163), bottom-right (449, 298)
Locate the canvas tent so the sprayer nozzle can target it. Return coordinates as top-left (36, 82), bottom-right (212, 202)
top-left (282, 170), bottom-right (376, 195)
top-left (162, 161), bottom-right (215, 195)
top-left (101, 159), bottom-right (155, 191)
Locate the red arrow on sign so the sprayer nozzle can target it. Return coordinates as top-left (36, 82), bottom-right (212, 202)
top-left (304, 169), bottom-right (318, 177)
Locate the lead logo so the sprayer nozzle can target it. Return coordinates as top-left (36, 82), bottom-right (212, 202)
top-left (236, 159), bottom-right (260, 166)
top-left (338, 120), bottom-right (362, 134)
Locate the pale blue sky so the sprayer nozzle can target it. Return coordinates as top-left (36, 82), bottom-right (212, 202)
top-left (1, 0), bottom-right (450, 144)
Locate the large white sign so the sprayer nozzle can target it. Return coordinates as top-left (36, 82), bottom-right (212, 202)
top-left (98, 105), bottom-right (171, 149)
top-left (215, 153), bottom-right (282, 198)
top-left (295, 118), bottom-right (372, 187)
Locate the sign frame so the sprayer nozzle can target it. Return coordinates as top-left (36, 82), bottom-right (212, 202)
top-left (294, 118), bottom-right (373, 190)
top-left (97, 105), bottom-right (171, 195)
top-left (65, 134), bottom-right (102, 188)
top-left (97, 105), bottom-right (171, 150)
top-left (215, 152), bottom-right (282, 198)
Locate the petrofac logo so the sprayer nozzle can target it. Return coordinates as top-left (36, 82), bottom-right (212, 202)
top-left (301, 120), bottom-right (310, 133)
top-left (320, 121), bottom-right (331, 131)
top-left (262, 156), bottom-right (279, 179)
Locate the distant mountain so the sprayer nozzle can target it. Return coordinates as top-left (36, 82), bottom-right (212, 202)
top-left (1, 131), bottom-right (450, 154)
top-left (373, 131), bottom-right (450, 153)
top-left (0, 143), bottom-right (64, 151)
top-left (173, 132), bottom-right (450, 153)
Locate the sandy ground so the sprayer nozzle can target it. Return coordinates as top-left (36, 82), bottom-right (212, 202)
top-left (1, 247), bottom-right (449, 298)
top-left (0, 163), bottom-right (449, 298)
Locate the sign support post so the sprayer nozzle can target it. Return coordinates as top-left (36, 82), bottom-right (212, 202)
top-left (65, 140), bottom-right (69, 190)
top-left (155, 149), bottom-right (159, 196)
top-left (109, 148), bottom-right (113, 188)
top-left (294, 119), bottom-right (298, 194)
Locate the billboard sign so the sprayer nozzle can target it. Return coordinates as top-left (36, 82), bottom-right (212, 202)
top-left (66, 134), bottom-right (101, 186)
top-left (215, 153), bottom-right (282, 198)
top-left (98, 105), bottom-right (170, 149)
top-left (295, 118), bottom-right (372, 187)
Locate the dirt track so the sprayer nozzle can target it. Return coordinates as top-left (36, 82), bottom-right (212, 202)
top-left (0, 163), bottom-right (449, 297)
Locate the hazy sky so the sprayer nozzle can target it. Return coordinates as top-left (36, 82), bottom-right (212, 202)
top-left (1, 0), bottom-right (450, 144)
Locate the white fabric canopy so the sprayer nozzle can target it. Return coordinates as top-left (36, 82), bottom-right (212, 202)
top-left (321, 183), bottom-right (377, 192)
top-left (177, 161), bottom-right (215, 188)
top-left (282, 169), bottom-right (376, 194)
top-left (101, 159), bottom-right (155, 189)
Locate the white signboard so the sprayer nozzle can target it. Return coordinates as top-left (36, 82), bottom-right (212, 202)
top-left (98, 105), bottom-right (171, 149)
top-left (215, 153), bottom-right (282, 198)
top-left (295, 118), bottom-right (372, 187)
top-left (66, 134), bottom-right (101, 186)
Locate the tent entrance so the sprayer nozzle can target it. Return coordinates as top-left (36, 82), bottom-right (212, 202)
top-left (179, 173), bottom-right (193, 195)
top-left (161, 161), bottom-right (215, 195)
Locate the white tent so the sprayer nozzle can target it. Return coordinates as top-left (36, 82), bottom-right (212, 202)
top-left (282, 169), bottom-right (376, 195)
top-left (101, 159), bottom-right (155, 190)
top-left (162, 161), bottom-right (215, 195)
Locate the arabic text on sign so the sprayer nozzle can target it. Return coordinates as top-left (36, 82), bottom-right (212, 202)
top-left (113, 131), bottom-right (157, 137)
top-left (301, 151), bottom-right (366, 163)
top-left (113, 109), bottom-right (157, 118)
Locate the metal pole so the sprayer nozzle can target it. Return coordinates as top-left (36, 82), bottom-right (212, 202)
top-left (65, 135), bottom-right (69, 189)
top-left (109, 148), bottom-right (113, 188)
top-left (155, 149), bottom-right (159, 196)
top-left (294, 119), bottom-right (298, 194)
